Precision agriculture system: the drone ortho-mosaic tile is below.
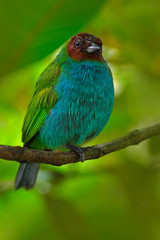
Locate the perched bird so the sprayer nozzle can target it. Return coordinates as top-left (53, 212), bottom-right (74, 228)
top-left (15, 32), bottom-right (114, 190)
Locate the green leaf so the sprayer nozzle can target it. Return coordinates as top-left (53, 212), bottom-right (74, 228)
top-left (0, 0), bottom-right (105, 78)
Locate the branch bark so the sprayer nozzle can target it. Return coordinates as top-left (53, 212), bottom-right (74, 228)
top-left (0, 122), bottom-right (160, 166)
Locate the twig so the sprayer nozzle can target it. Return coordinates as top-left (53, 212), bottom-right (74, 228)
top-left (0, 122), bottom-right (160, 166)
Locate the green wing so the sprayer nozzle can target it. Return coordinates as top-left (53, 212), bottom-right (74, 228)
top-left (22, 61), bottom-right (61, 145)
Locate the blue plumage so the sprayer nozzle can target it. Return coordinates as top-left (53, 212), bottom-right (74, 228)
top-left (39, 58), bottom-right (114, 149)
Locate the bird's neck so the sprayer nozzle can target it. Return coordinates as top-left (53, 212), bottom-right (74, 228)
top-left (64, 57), bottom-right (107, 72)
top-left (58, 57), bottom-right (113, 89)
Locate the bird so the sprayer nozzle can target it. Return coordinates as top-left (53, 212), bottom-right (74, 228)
top-left (14, 32), bottom-right (114, 190)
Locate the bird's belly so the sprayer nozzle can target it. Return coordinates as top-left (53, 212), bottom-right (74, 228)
top-left (67, 91), bottom-right (113, 144)
top-left (39, 87), bottom-right (113, 149)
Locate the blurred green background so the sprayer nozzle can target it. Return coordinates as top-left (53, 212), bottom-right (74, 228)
top-left (0, 0), bottom-right (160, 239)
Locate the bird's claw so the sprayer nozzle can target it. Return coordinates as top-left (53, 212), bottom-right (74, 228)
top-left (66, 144), bottom-right (85, 163)
top-left (78, 149), bottom-right (85, 163)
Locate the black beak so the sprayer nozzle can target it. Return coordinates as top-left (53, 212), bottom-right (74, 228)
top-left (86, 43), bottom-right (102, 53)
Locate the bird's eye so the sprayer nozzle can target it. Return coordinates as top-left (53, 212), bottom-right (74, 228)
top-left (75, 39), bottom-right (81, 48)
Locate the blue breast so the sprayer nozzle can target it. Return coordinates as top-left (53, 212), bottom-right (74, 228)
top-left (39, 58), bottom-right (114, 149)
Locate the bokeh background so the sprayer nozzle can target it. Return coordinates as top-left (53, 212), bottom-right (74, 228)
top-left (0, 0), bottom-right (160, 239)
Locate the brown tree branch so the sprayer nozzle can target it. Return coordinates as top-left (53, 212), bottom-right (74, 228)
top-left (0, 122), bottom-right (160, 166)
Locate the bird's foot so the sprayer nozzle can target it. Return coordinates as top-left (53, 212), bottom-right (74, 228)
top-left (66, 144), bottom-right (85, 163)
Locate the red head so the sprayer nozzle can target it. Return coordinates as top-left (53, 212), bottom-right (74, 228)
top-left (67, 33), bottom-right (104, 62)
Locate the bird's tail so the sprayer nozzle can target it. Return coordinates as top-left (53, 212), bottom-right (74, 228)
top-left (14, 162), bottom-right (40, 190)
